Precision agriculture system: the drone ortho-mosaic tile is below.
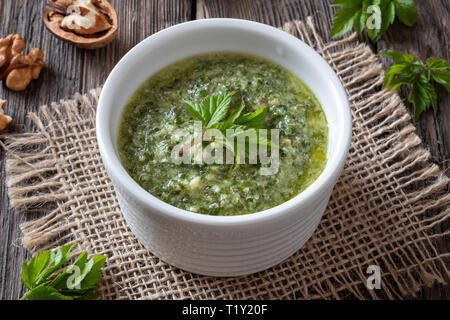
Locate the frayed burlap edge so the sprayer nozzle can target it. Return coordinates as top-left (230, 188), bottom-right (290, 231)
top-left (2, 17), bottom-right (449, 299)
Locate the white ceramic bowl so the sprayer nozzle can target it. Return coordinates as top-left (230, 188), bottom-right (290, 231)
top-left (97, 19), bottom-right (351, 276)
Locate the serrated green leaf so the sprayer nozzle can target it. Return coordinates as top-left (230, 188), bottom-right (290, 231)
top-left (427, 86), bottom-right (438, 112)
top-left (395, 0), bottom-right (417, 26)
top-left (67, 257), bottom-right (94, 290)
top-left (366, 4), bottom-right (382, 42)
top-left (50, 251), bottom-right (87, 289)
top-left (183, 92), bottom-right (236, 128)
top-left (22, 285), bottom-right (73, 300)
top-left (409, 82), bottom-right (426, 120)
top-left (425, 57), bottom-right (450, 71)
top-left (214, 103), bottom-right (246, 132)
top-left (45, 288), bottom-right (99, 300)
top-left (419, 75), bottom-right (438, 112)
top-left (353, 9), bottom-right (364, 34)
top-left (380, 50), bottom-right (405, 63)
top-left (57, 287), bottom-right (94, 297)
top-left (227, 104), bottom-right (245, 123)
top-left (331, 7), bottom-right (358, 38)
top-left (373, 0), bottom-right (396, 42)
top-left (183, 100), bottom-right (207, 125)
top-left (424, 69), bottom-right (431, 81)
top-left (21, 251), bottom-right (52, 290)
top-left (384, 63), bottom-right (408, 78)
top-left (409, 81), bottom-right (431, 120)
top-left (50, 254), bottom-right (104, 298)
top-left (235, 107), bottom-right (267, 129)
top-left (384, 63), bottom-right (414, 75)
top-left (212, 122), bottom-right (231, 132)
top-left (347, 0), bottom-right (370, 35)
top-left (383, 62), bottom-right (420, 88)
top-left (79, 255), bottom-right (106, 289)
top-left (39, 243), bottom-right (77, 285)
top-left (385, 75), bottom-right (413, 90)
top-left (331, 0), bottom-right (363, 7)
top-left (431, 70), bottom-right (450, 93)
top-left (380, 50), bottom-right (419, 64)
top-left (204, 92), bottom-right (236, 127)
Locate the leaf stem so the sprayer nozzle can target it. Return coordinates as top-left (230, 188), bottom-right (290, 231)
top-left (419, 47), bottom-right (432, 63)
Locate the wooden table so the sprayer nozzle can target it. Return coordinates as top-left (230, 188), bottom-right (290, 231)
top-left (0, 0), bottom-right (448, 300)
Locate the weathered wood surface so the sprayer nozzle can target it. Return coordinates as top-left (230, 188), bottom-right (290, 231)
top-left (0, 0), bottom-right (448, 300)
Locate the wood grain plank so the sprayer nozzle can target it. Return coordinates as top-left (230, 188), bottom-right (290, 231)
top-left (198, 0), bottom-right (449, 300)
top-left (0, 0), bottom-right (193, 300)
top-left (198, 0), bottom-right (335, 36)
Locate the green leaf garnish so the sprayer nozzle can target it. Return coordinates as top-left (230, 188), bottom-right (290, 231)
top-left (235, 106), bottom-right (268, 128)
top-left (184, 92), bottom-right (267, 130)
top-left (21, 250), bottom-right (52, 290)
top-left (22, 285), bottom-right (73, 300)
top-left (183, 91), bottom-right (236, 127)
top-left (381, 50), bottom-right (450, 120)
top-left (394, 0), bottom-right (417, 26)
top-left (183, 92), bottom-right (273, 164)
top-left (331, 0), bottom-right (417, 42)
top-left (20, 244), bottom-right (106, 300)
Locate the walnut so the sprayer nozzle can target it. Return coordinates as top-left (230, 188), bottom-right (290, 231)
top-left (0, 34), bottom-right (25, 71)
top-left (0, 35), bottom-right (45, 91)
top-left (44, 0), bottom-right (118, 49)
top-left (0, 100), bottom-right (12, 131)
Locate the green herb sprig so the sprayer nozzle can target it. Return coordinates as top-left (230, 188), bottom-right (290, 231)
top-left (21, 244), bottom-right (106, 300)
top-left (331, 0), bottom-right (417, 42)
top-left (183, 92), bottom-right (267, 130)
top-left (183, 92), bottom-right (272, 163)
top-left (381, 49), bottom-right (450, 120)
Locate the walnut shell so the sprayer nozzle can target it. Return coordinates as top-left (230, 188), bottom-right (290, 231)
top-left (43, 0), bottom-right (118, 49)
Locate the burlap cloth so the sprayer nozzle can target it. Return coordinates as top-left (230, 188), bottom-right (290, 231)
top-left (3, 18), bottom-right (449, 299)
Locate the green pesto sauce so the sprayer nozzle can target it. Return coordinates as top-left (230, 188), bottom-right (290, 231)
top-left (117, 52), bottom-right (328, 216)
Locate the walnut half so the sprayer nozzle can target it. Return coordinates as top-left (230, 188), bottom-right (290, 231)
top-left (0, 34), bottom-right (45, 91)
top-left (0, 100), bottom-right (12, 131)
top-left (44, 0), bottom-right (118, 49)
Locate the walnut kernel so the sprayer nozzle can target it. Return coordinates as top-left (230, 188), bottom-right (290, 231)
top-left (0, 35), bottom-right (45, 92)
top-left (0, 100), bottom-right (12, 131)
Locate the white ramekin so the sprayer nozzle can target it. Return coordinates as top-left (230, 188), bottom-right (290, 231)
top-left (97, 19), bottom-right (351, 276)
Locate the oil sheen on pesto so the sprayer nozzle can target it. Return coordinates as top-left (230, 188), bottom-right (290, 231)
top-left (117, 52), bottom-right (328, 216)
